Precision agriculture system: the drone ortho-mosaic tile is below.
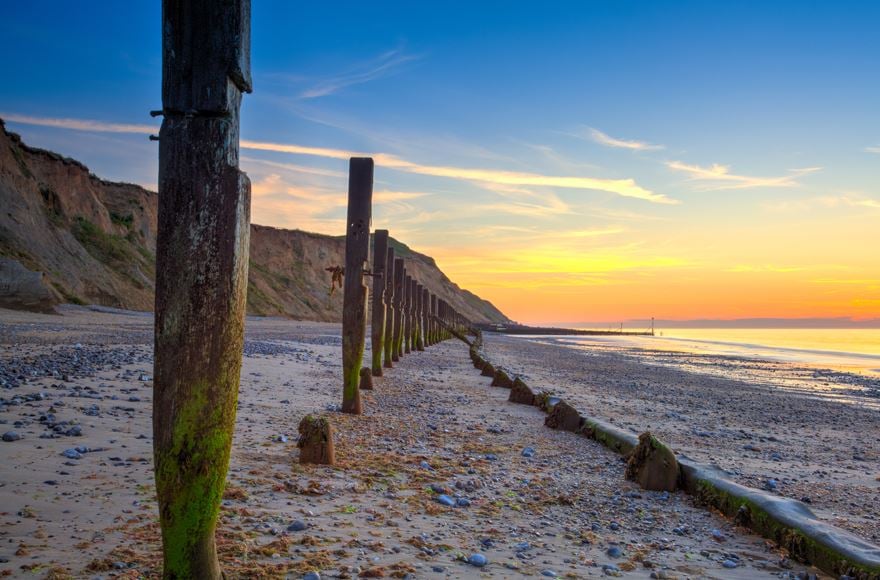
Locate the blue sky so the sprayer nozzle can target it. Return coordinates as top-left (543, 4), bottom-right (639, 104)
top-left (1, 1), bottom-right (878, 322)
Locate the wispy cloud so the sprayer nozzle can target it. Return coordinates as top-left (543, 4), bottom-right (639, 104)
top-left (243, 138), bottom-right (677, 203)
top-left (865, 146), bottom-right (880, 154)
top-left (761, 193), bottom-right (880, 212)
top-left (587, 127), bottom-right (664, 151)
top-left (3, 111), bottom-right (675, 204)
top-left (2, 112), bottom-right (155, 134)
top-left (666, 161), bottom-right (821, 190)
top-left (299, 49), bottom-right (420, 99)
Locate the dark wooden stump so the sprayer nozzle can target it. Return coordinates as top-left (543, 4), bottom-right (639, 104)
top-left (382, 246), bottom-right (395, 368)
top-left (545, 400), bottom-right (584, 432)
top-left (509, 377), bottom-right (536, 405)
top-left (153, 1), bottom-right (252, 577)
top-left (298, 415), bottom-right (335, 465)
top-left (370, 230), bottom-right (388, 377)
top-left (625, 432), bottom-right (680, 491)
top-left (341, 158), bottom-right (373, 415)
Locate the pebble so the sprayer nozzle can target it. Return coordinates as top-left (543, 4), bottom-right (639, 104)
top-left (522, 447), bottom-right (535, 457)
top-left (2, 431), bottom-right (22, 442)
top-left (287, 520), bottom-right (308, 532)
top-left (62, 448), bottom-right (83, 460)
top-left (302, 572), bottom-right (320, 580)
top-left (722, 559), bottom-right (737, 568)
top-left (436, 494), bottom-right (455, 507)
top-left (467, 553), bottom-right (488, 567)
top-left (606, 546), bottom-right (623, 558)
top-left (541, 570), bottom-right (557, 577)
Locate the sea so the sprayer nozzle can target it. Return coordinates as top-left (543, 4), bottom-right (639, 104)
top-left (522, 327), bottom-right (880, 406)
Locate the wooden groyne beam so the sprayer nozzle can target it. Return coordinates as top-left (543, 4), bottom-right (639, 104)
top-left (392, 258), bottom-right (404, 360)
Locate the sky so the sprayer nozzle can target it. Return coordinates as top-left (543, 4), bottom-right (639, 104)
top-left (1, 1), bottom-right (878, 325)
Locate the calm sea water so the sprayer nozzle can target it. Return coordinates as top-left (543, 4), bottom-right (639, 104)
top-left (565, 327), bottom-right (880, 375)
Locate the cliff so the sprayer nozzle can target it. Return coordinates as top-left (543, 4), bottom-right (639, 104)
top-left (0, 119), bottom-right (509, 324)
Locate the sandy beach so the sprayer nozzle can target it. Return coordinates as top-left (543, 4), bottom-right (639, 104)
top-left (0, 306), bottom-right (831, 578)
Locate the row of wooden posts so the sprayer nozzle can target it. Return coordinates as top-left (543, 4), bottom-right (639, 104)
top-left (151, 3), bottom-right (471, 576)
top-left (339, 157), bottom-right (471, 415)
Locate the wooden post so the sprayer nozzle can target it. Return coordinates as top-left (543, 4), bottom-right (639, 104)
top-left (429, 293), bottom-right (436, 345)
top-left (393, 259), bottom-right (404, 360)
top-left (416, 283), bottom-right (425, 351)
top-left (422, 288), bottom-right (431, 348)
top-left (403, 275), bottom-right (412, 354)
top-left (153, 1), bottom-right (252, 577)
top-left (370, 230), bottom-right (388, 377)
top-left (382, 246), bottom-right (395, 368)
top-left (341, 158), bottom-right (373, 415)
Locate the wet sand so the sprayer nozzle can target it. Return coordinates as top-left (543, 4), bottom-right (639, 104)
top-left (0, 307), bottom-right (825, 578)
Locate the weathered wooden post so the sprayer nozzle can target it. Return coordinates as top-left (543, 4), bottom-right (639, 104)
top-left (341, 157), bottom-right (374, 415)
top-left (403, 275), bottom-right (412, 354)
top-left (370, 230), bottom-right (388, 377)
top-left (153, 1), bottom-right (252, 577)
top-left (416, 285), bottom-right (426, 351)
top-left (393, 259), bottom-right (405, 360)
top-left (382, 246), bottom-right (396, 369)
top-left (422, 288), bottom-right (431, 348)
top-left (429, 293), bottom-right (437, 345)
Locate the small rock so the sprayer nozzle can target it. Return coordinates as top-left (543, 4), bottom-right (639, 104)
top-left (541, 570), bottom-right (557, 577)
top-left (62, 448), bottom-right (83, 460)
top-left (467, 553), bottom-right (488, 567)
top-left (722, 559), bottom-right (737, 569)
top-left (302, 572), bottom-right (320, 580)
top-left (2, 431), bottom-right (22, 442)
top-left (606, 546), bottom-right (623, 558)
top-left (521, 447), bottom-right (535, 458)
top-left (436, 494), bottom-right (455, 507)
top-left (287, 520), bottom-right (308, 532)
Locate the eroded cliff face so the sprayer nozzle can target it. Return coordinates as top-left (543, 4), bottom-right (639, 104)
top-left (0, 120), bottom-right (509, 324)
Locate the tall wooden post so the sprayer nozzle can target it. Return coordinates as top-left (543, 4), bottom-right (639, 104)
top-left (370, 230), bottom-right (388, 377)
top-left (341, 158), bottom-right (373, 415)
top-left (429, 293), bottom-right (436, 345)
top-left (421, 287), bottom-right (429, 348)
top-left (153, 1), bottom-right (252, 577)
top-left (382, 246), bottom-right (396, 368)
top-left (393, 259), bottom-right (405, 360)
top-left (403, 275), bottom-right (412, 353)
top-left (415, 283), bottom-right (425, 351)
